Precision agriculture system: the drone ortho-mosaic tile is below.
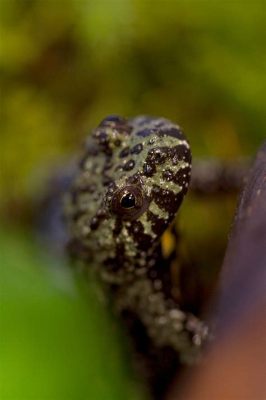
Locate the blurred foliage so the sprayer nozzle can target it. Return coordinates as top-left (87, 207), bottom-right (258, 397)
top-left (0, 0), bottom-right (265, 204)
top-left (0, 226), bottom-right (144, 399)
top-left (0, 2), bottom-right (265, 398)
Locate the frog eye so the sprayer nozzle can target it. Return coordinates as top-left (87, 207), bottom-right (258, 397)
top-left (120, 192), bottom-right (136, 209)
top-left (111, 185), bottom-right (148, 220)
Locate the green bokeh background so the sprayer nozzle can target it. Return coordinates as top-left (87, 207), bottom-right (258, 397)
top-left (0, 1), bottom-right (265, 399)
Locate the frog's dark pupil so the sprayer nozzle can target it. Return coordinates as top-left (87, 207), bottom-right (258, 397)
top-left (121, 193), bottom-right (136, 209)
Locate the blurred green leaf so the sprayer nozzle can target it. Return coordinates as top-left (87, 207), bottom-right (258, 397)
top-left (0, 227), bottom-right (144, 400)
top-left (0, 1), bottom-right (265, 205)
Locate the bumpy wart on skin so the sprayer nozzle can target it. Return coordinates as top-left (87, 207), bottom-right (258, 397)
top-left (64, 115), bottom-right (208, 361)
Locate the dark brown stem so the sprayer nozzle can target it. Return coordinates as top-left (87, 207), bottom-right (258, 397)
top-left (190, 158), bottom-right (250, 196)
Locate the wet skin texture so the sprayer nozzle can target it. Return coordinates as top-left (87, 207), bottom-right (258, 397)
top-left (64, 116), bottom-right (208, 397)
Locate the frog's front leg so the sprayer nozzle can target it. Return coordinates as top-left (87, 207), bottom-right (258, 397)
top-left (114, 273), bottom-right (208, 364)
top-left (113, 275), bottom-right (208, 398)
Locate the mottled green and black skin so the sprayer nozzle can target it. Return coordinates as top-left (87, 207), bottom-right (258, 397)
top-left (64, 115), bottom-right (207, 395)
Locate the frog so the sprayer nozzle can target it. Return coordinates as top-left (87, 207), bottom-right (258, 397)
top-left (34, 113), bottom-right (254, 398)
top-left (62, 115), bottom-right (210, 394)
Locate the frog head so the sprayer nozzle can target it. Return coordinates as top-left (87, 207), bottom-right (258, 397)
top-left (65, 115), bottom-right (191, 277)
